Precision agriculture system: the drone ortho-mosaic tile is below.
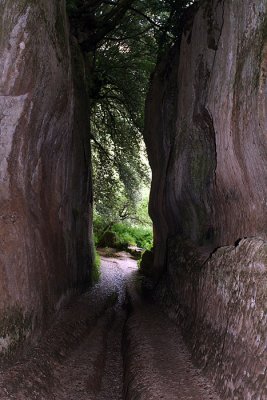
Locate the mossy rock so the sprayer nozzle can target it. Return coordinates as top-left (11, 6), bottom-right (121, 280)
top-left (98, 231), bottom-right (119, 248)
top-left (0, 307), bottom-right (32, 357)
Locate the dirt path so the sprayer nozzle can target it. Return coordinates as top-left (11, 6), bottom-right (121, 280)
top-left (0, 250), bottom-right (220, 400)
top-left (124, 277), bottom-right (221, 400)
top-left (53, 252), bottom-right (135, 400)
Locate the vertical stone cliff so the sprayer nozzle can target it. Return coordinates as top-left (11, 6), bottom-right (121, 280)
top-left (145, 0), bottom-right (267, 272)
top-left (145, 0), bottom-right (267, 398)
top-left (0, 1), bottom-right (92, 354)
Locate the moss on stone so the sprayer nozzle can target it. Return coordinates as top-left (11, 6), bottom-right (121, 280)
top-left (175, 118), bottom-right (215, 244)
top-left (0, 307), bottom-right (32, 357)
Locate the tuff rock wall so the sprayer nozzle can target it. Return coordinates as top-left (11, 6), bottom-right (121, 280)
top-left (157, 237), bottom-right (267, 399)
top-left (144, 0), bottom-right (267, 399)
top-left (0, 1), bottom-right (92, 355)
top-left (145, 0), bottom-right (267, 273)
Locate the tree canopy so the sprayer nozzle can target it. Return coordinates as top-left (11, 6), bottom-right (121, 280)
top-left (66, 0), bottom-right (198, 227)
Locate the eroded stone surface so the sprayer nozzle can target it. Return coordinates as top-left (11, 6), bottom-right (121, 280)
top-left (0, 0), bottom-right (92, 354)
top-left (155, 237), bottom-right (267, 400)
top-left (144, 1), bottom-right (267, 398)
top-left (144, 0), bottom-right (267, 273)
top-left (0, 251), bottom-right (136, 400)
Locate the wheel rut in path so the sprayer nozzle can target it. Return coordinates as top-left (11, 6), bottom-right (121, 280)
top-left (124, 275), bottom-right (221, 400)
top-left (0, 250), bottom-right (221, 400)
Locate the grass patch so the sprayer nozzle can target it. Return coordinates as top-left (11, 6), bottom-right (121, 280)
top-left (112, 223), bottom-right (152, 250)
top-left (94, 220), bottom-right (153, 252)
top-left (91, 242), bottom-right (101, 284)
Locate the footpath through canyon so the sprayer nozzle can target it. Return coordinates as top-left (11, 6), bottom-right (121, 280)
top-left (0, 1), bottom-right (267, 399)
top-left (0, 250), bottom-right (220, 400)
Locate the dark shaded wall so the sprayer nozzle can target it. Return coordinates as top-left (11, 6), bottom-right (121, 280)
top-left (145, 0), bottom-right (267, 274)
top-left (144, 0), bottom-right (267, 398)
top-left (0, 0), bottom-right (92, 354)
top-left (157, 237), bottom-right (267, 400)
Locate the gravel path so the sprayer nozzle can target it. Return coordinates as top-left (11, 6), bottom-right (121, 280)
top-left (0, 250), bottom-right (220, 400)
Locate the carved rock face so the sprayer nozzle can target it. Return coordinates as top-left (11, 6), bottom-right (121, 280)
top-left (144, 0), bottom-right (267, 273)
top-left (145, 1), bottom-right (267, 398)
top-left (158, 237), bottom-right (267, 400)
top-left (0, 1), bottom-right (92, 352)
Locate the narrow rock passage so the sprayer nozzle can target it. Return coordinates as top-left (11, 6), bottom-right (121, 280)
top-left (124, 279), bottom-right (221, 400)
top-left (0, 251), bottom-right (220, 400)
top-left (52, 251), bottom-right (136, 400)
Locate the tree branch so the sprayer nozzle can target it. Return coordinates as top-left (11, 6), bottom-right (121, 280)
top-left (80, 0), bottom-right (135, 51)
top-left (90, 132), bottom-right (113, 162)
top-left (105, 26), bottom-right (153, 41)
top-left (129, 6), bottom-right (163, 30)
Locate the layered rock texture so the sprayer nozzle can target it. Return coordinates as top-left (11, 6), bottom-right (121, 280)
top-left (145, 0), bottom-right (267, 271)
top-left (157, 237), bottom-right (267, 399)
top-left (145, 0), bottom-right (267, 399)
top-left (0, 1), bottom-right (92, 354)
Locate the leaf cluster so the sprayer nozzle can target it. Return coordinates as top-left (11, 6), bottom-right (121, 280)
top-left (66, 0), bottom-right (199, 225)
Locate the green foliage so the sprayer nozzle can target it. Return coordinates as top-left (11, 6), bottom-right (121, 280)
top-left (66, 0), bottom-right (199, 251)
top-left (92, 242), bottom-right (101, 284)
top-left (95, 220), bottom-right (153, 251)
top-left (113, 223), bottom-right (152, 249)
top-left (94, 189), bottom-right (152, 242)
top-left (66, 0), bottom-right (80, 15)
top-left (94, 192), bottom-right (152, 251)
top-left (90, 13), bottom-right (154, 221)
top-left (135, 190), bottom-right (152, 226)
